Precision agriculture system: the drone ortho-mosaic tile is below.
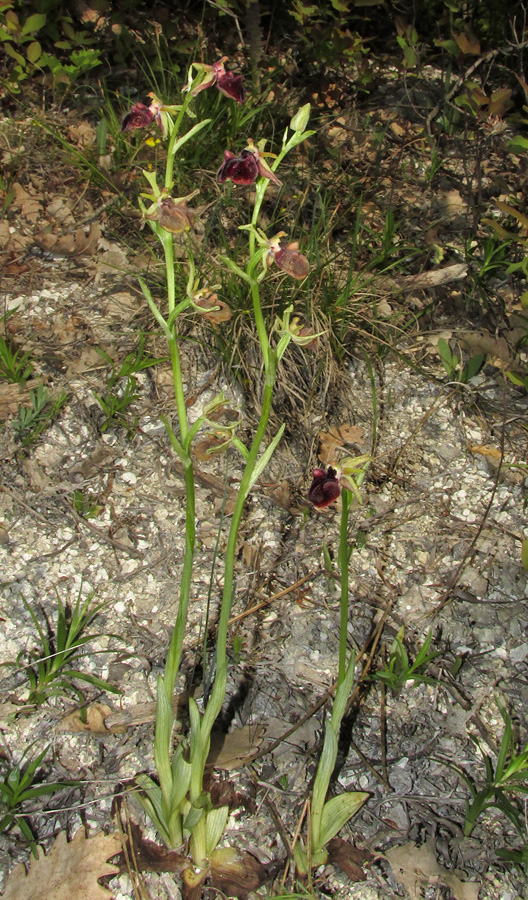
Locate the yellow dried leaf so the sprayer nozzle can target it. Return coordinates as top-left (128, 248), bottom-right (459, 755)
top-left (2, 829), bottom-right (121, 900)
top-left (59, 703), bottom-right (115, 733)
top-left (467, 443), bottom-right (502, 461)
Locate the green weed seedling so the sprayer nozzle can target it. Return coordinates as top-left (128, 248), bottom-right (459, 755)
top-left (13, 385), bottom-right (68, 447)
top-left (0, 744), bottom-right (72, 857)
top-left (96, 334), bottom-right (166, 390)
top-left (93, 375), bottom-right (140, 438)
top-left (369, 627), bottom-right (440, 692)
top-left (93, 336), bottom-right (167, 435)
top-left (0, 333), bottom-right (34, 384)
top-left (437, 337), bottom-right (484, 384)
top-left (7, 586), bottom-right (121, 706)
top-left (453, 700), bottom-right (528, 842)
top-left (72, 489), bottom-right (104, 519)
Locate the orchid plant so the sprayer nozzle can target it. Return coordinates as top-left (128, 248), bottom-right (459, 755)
top-left (120, 59), bottom-right (318, 886)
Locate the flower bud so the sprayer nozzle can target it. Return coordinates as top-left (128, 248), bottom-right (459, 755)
top-left (290, 103), bottom-right (311, 134)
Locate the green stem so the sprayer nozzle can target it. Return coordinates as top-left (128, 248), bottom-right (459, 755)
top-left (163, 459), bottom-right (196, 695)
top-left (165, 90), bottom-right (194, 189)
top-left (194, 359), bottom-right (278, 784)
top-left (338, 488), bottom-right (350, 685)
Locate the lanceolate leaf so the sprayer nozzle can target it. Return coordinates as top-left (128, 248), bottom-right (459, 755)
top-left (319, 792), bottom-right (369, 847)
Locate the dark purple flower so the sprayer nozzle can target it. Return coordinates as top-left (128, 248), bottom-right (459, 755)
top-left (217, 149), bottom-right (259, 185)
top-left (217, 141), bottom-right (282, 187)
top-left (121, 95), bottom-right (164, 134)
top-left (217, 70), bottom-right (245, 102)
top-left (121, 102), bottom-right (155, 132)
top-left (308, 467), bottom-right (341, 509)
top-left (191, 57), bottom-right (245, 103)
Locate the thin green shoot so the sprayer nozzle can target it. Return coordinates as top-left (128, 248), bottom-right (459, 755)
top-left (6, 586), bottom-right (122, 706)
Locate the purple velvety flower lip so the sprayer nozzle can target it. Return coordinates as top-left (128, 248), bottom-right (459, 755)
top-left (217, 149), bottom-right (259, 185)
top-left (121, 102), bottom-right (155, 132)
top-left (308, 467), bottom-right (340, 508)
top-left (217, 70), bottom-right (245, 102)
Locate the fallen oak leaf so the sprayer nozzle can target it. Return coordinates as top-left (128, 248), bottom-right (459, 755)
top-left (384, 840), bottom-right (479, 900)
top-left (206, 724), bottom-right (266, 771)
top-left (1, 829), bottom-right (121, 900)
top-left (318, 423), bottom-right (365, 464)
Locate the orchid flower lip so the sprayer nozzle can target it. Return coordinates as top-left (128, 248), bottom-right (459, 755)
top-left (216, 149), bottom-right (259, 185)
top-left (308, 466), bottom-right (341, 509)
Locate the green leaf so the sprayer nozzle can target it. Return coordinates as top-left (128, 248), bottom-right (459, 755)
top-left (319, 791), bottom-right (369, 846)
top-left (4, 42), bottom-right (25, 65)
top-left (310, 722), bottom-right (338, 850)
top-left (463, 353), bottom-right (484, 381)
top-left (248, 424), bottom-right (285, 488)
top-left (522, 539), bottom-right (528, 571)
top-left (508, 135), bottom-right (528, 154)
top-left (22, 13), bottom-right (46, 34)
top-left (169, 745), bottom-right (191, 812)
top-left (205, 805), bottom-right (229, 856)
top-left (26, 40), bottom-right (41, 63)
top-left (153, 675), bottom-right (175, 803)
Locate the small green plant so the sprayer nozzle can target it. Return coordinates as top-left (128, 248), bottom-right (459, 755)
top-left (72, 489), bottom-right (104, 519)
top-left (7, 586), bottom-right (121, 706)
top-left (450, 701), bottom-right (528, 856)
top-left (93, 375), bottom-right (140, 437)
top-left (13, 385), bottom-right (68, 446)
top-left (369, 627), bottom-right (440, 692)
top-left (437, 337), bottom-right (484, 384)
top-left (0, 6), bottom-right (46, 94)
top-left (0, 745), bottom-right (71, 856)
top-left (0, 5), bottom-right (102, 97)
top-left (96, 334), bottom-right (167, 389)
top-left (92, 336), bottom-right (167, 435)
top-left (0, 334), bottom-right (34, 384)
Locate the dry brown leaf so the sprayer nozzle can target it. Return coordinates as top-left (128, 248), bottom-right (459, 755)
top-left (68, 122), bottom-right (97, 147)
top-left (34, 224), bottom-right (101, 258)
top-left (0, 381), bottom-right (32, 420)
top-left (454, 32), bottom-right (481, 55)
top-left (438, 189), bottom-right (465, 219)
top-left (65, 346), bottom-right (105, 378)
top-left (327, 837), bottom-right (373, 881)
top-left (318, 423), bottom-right (365, 463)
top-left (12, 182), bottom-right (42, 223)
top-left (467, 443), bottom-right (502, 461)
top-left (1, 829), bottom-right (121, 900)
top-left (385, 840), bottom-right (479, 900)
top-left (115, 821), bottom-right (187, 875)
top-left (206, 724), bottom-right (266, 770)
top-left (194, 435), bottom-right (230, 460)
top-left (59, 703), bottom-right (114, 733)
